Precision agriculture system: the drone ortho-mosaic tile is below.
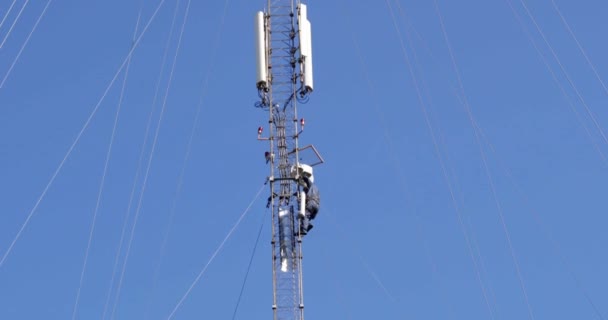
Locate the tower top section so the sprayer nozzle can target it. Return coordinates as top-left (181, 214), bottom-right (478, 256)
top-left (254, 2), bottom-right (314, 109)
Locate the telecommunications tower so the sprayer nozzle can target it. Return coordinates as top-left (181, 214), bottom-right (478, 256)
top-left (254, 1), bottom-right (322, 319)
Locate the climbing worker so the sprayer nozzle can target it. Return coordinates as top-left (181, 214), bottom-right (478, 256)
top-left (299, 175), bottom-right (320, 235)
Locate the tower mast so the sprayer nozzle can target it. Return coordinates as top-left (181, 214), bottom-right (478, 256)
top-left (254, 1), bottom-right (316, 319)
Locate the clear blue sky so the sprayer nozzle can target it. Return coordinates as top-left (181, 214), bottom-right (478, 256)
top-left (1, 0), bottom-right (607, 319)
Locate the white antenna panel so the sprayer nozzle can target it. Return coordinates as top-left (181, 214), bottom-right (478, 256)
top-left (302, 20), bottom-right (313, 92)
top-left (298, 4), bottom-right (313, 92)
top-left (255, 11), bottom-right (268, 89)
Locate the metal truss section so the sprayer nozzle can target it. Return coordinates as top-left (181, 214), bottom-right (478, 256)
top-left (264, 1), bottom-right (305, 320)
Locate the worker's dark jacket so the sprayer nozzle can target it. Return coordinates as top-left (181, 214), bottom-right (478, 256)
top-left (302, 177), bottom-right (320, 217)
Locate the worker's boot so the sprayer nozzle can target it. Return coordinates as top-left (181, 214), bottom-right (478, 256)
top-left (299, 218), bottom-right (309, 236)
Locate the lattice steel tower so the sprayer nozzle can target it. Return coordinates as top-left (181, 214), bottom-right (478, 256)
top-left (254, 1), bottom-right (320, 320)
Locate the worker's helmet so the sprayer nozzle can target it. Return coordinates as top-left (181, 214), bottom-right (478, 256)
top-left (292, 164), bottom-right (314, 183)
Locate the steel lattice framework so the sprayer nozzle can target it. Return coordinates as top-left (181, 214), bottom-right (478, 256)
top-left (256, 1), bottom-right (312, 319)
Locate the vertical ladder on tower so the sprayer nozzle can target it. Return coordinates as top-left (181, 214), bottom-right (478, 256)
top-left (268, 2), bottom-right (302, 320)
